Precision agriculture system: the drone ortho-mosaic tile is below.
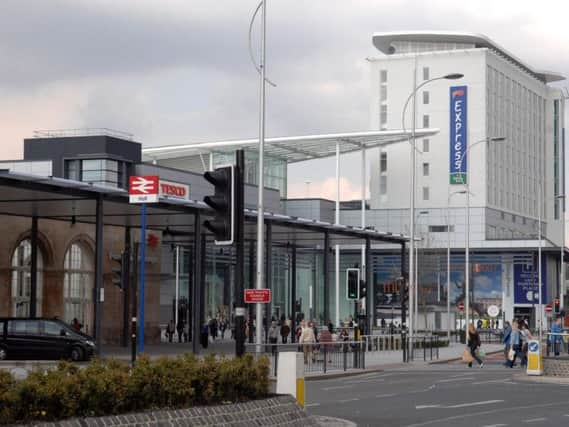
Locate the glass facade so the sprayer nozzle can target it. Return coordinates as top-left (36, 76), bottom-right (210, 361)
top-left (64, 158), bottom-right (126, 188)
top-left (212, 150), bottom-right (287, 198)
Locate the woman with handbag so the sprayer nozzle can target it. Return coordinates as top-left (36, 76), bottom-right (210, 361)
top-left (467, 324), bottom-right (484, 368)
top-left (507, 320), bottom-right (521, 368)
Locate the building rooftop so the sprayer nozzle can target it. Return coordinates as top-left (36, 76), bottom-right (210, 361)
top-left (372, 31), bottom-right (565, 83)
top-left (142, 129), bottom-right (438, 163)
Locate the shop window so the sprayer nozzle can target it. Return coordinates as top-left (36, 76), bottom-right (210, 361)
top-left (11, 239), bottom-right (43, 317)
top-left (64, 242), bottom-right (94, 335)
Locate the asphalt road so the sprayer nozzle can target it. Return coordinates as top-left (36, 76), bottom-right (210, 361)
top-left (306, 362), bottom-right (569, 426)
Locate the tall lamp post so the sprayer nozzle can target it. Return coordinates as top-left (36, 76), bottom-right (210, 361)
top-left (446, 189), bottom-right (467, 342)
top-left (458, 136), bottom-right (505, 332)
top-left (401, 71), bottom-right (463, 347)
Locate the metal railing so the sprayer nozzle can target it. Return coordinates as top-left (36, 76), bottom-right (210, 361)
top-left (408, 336), bottom-right (443, 362)
top-left (546, 332), bottom-right (569, 357)
top-left (245, 341), bottom-right (366, 376)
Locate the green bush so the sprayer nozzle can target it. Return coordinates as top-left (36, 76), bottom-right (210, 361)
top-left (0, 354), bottom-right (270, 425)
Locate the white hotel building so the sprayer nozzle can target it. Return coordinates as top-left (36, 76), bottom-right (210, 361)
top-left (342, 32), bottom-right (566, 327)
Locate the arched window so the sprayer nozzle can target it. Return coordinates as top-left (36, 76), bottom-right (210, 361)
top-left (63, 242), bottom-right (94, 334)
top-left (11, 239), bottom-right (43, 317)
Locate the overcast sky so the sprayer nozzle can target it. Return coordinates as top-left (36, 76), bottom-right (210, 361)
top-left (1, 0), bottom-right (568, 199)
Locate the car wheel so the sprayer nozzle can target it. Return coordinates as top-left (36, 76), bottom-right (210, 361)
top-left (70, 347), bottom-right (83, 362)
top-left (0, 346), bottom-right (6, 361)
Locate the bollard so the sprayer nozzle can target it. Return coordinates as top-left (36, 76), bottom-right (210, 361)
top-left (527, 340), bottom-right (543, 376)
top-left (276, 352), bottom-right (305, 407)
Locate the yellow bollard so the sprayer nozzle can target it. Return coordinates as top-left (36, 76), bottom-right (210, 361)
top-left (526, 340), bottom-right (543, 376)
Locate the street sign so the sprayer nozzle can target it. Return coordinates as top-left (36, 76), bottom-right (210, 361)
top-left (545, 304), bottom-right (553, 313)
top-left (129, 176), bottom-right (159, 203)
top-left (245, 289), bottom-right (271, 303)
top-left (159, 179), bottom-right (190, 201)
top-left (487, 305), bottom-right (500, 318)
top-left (458, 302), bottom-right (465, 311)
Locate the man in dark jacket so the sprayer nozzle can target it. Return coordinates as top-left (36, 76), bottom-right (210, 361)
top-left (502, 321), bottom-right (511, 365)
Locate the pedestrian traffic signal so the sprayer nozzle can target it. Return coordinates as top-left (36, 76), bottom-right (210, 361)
top-left (110, 251), bottom-right (129, 290)
top-left (359, 280), bottom-right (367, 299)
top-left (555, 298), bottom-right (561, 314)
top-left (346, 268), bottom-right (360, 300)
top-left (203, 165), bottom-right (235, 245)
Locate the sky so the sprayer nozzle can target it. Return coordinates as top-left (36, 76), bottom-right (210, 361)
top-left (1, 0), bottom-right (568, 200)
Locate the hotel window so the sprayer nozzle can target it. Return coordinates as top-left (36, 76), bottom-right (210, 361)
top-left (380, 70), bottom-right (387, 84)
top-left (379, 176), bottom-right (387, 195)
top-left (423, 91), bottom-right (429, 105)
top-left (380, 152), bottom-right (387, 173)
top-left (423, 139), bottom-right (430, 153)
top-left (423, 162), bottom-right (430, 176)
top-left (423, 66), bottom-right (429, 81)
top-left (380, 105), bottom-right (388, 129)
top-left (423, 187), bottom-right (430, 201)
top-left (380, 85), bottom-right (387, 102)
top-left (423, 115), bottom-right (429, 128)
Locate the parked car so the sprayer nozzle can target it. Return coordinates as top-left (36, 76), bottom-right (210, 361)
top-left (0, 318), bottom-right (96, 361)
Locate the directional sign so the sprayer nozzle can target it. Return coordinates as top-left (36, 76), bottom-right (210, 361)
top-left (245, 289), bottom-right (271, 304)
top-left (458, 302), bottom-right (465, 311)
top-left (129, 176), bottom-right (159, 203)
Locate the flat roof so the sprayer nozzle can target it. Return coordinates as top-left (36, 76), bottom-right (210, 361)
top-left (372, 31), bottom-right (565, 84)
top-left (141, 129), bottom-right (438, 163)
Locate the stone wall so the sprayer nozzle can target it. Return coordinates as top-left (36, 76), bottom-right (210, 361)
top-left (543, 357), bottom-right (569, 377)
top-left (25, 395), bottom-right (318, 427)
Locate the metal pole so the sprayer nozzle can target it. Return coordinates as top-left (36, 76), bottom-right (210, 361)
top-left (408, 56), bottom-right (417, 350)
top-left (335, 140), bottom-right (341, 326)
top-left (562, 231), bottom-right (565, 310)
top-left (538, 179), bottom-right (542, 341)
top-left (255, 0), bottom-right (267, 350)
top-left (446, 200), bottom-right (451, 342)
top-left (291, 244), bottom-right (297, 343)
top-left (192, 212), bottom-right (202, 355)
top-left (30, 216), bottom-right (38, 318)
top-left (122, 227), bottom-right (131, 348)
top-left (324, 232), bottom-right (330, 323)
top-left (235, 150), bottom-right (246, 356)
top-left (361, 146), bottom-right (366, 322)
top-left (366, 237), bottom-right (372, 334)
top-left (175, 245), bottom-right (180, 329)
top-left (94, 196), bottom-right (103, 354)
top-left (466, 184), bottom-right (470, 331)
top-left (138, 203), bottom-right (147, 354)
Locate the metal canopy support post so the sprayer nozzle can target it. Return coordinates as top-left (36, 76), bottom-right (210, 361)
top-left (30, 216), bottom-right (38, 318)
top-left (291, 244), bottom-right (297, 343)
top-left (192, 211), bottom-right (202, 355)
top-left (365, 237), bottom-right (372, 334)
top-left (94, 195), bottom-right (104, 354)
top-left (400, 242), bottom-right (407, 362)
top-left (122, 227), bottom-right (131, 347)
top-left (249, 241), bottom-right (255, 344)
top-left (235, 150), bottom-right (246, 357)
top-left (324, 231), bottom-right (330, 323)
top-left (335, 140), bottom-right (341, 327)
top-left (361, 146), bottom-right (366, 324)
top-left (175, 245), bottom-right (180, 328)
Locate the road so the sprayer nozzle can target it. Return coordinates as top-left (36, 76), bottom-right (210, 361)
top-left (306, 361), bottom-right (569, 426)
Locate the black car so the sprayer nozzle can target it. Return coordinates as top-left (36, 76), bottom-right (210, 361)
top-left (0, 318), bottom-right (96, 361)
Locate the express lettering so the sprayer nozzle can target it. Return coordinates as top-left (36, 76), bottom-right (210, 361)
top-left (453, 99), bottom-right (463, 170)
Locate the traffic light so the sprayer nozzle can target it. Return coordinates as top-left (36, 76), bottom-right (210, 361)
top-left (346, 268), bottom-right (360, 300)
top-left (359, 279), bottom-right (367, 299)
top-left (203, 165), bottom-right (235, 245)
top-left (110, 251), bottom-right (129, 290)
top-left (400, 277), bottom-right (408, 327)
top-left (555, 298), bottom-right (561, 314)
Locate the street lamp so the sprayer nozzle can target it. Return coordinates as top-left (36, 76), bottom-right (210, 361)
top-left (401, 71), bottom-right (464, 348)
top-left (446, 189), bottom-right (467, 342)
top-left (458, 136), bottom-right (505, 333)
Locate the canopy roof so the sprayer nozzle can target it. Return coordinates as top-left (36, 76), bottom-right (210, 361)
top-left (142, 129), bottom-right (438, 163)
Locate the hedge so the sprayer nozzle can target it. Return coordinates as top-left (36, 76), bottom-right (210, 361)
top-left (0, 353), bottom-right (269, 425)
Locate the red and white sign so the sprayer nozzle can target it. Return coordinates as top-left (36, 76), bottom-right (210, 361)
top-left (159, 179), bottom-right (190, 201)
top-left (129, 176), bottom-right (159, 203)
top-left (458, 302), bottom-right (465, 311)
top-left (245, 289), bottom-right (271, 304)
top-left (545, 304), bottom-right (553, 313)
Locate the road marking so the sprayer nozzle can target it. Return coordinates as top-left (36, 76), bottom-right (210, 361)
top-left (305, 403), bottom-right (320, 407)
top-left (523, 419), bottom-right (547, 423)
top-left (472, 379), bottom-right (509, 385)
top-left (446, 400), bottom-right (504, 409)
top-left (416, 405), bottom-right (442, 409)
top-left (375, 393), bottom-right (397, 398)
top-left (346, 378), bottom-right (386, 384)
top-left (480, 424), bottom-right (508, 427)
top-left (338, 398), bottom-right (359, 403)
top-left (437, 377), bottom-right (475, 383)
top-left (323, 385), bottom-right (353, 390)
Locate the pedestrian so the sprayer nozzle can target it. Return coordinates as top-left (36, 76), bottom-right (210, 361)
top-left (165, 319), bottom-right (175, 343)
top-left (319, 323), bottom-right (334, 362)
top-left (381, 318), bottom-right (386, 330)
top-left (312, 321), bottom-right (319, 343)
top-left (507, 320), bottom-right (521, 368)
top-left (268, 320), bottom-right (279, 354)
top-left (550, 317), bottom-right (563, 356)
top-left (280, 321), bottom-right (290, 344)
top-left (220, 318), bottom-right (227, 339)
top-left (176, 319), bottom-right (184, 343)
top-left (200, 323), bottom-right (209, 348)
top-left (299, 321), bottom-right (316, 364)
top-left (502, 320), bottom-right (511, 366)
top-left (467, 324), bottom-right (483, 368)
top-left (71, 317), bottom-right (83, 333)
top-left (520, 321), bottom-right (533, 367)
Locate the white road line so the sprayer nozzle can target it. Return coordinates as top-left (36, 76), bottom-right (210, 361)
top-left (564, 414), bottom-right (569, 417)
top-left (446, 400), bottom-right (504, 409)
top-left (416, 405), bottom-right (442, 409)
top-left (375, 393), bottom-right (397, 398)
top-left (323, 385), bottom-right (353, 390)
top-left (437, 377), bottom-right (475, 383)
top-left (305, 403), bottom-right (320, 407)
top-left (523, 418), bottom-right (547, 423)
top-left (338, 398), bottom-right (359, 403)
top-left (480, 424), bottom-right (508, 427)
top-left (346, 378), bottom-right (385, 384)
top-left (472, 379), bottom-right (509, 385)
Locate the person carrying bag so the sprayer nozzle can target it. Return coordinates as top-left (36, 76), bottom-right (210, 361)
top-left (466, 324), bottom-right (484, 368)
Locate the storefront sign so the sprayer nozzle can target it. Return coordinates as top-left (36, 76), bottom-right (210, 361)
top-left (159, 179), bottom-right (190, 201)
top-left (514, 261), bottom-right (547, 304)
top-left (449, 86), bottom-right (468, 185)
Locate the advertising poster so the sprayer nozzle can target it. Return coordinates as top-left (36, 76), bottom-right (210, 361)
top-left (514, 259), bottom-right (547, 304)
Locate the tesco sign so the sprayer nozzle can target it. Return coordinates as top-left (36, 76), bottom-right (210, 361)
top-left (159, 179), bottom-right (190, 201)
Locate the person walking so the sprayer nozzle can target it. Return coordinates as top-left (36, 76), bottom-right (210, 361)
top-left (280, 321), bottom-right (290, 344)
top-left (467, 324), bottom-right (484, 368)
top-left (507, 320), bottom-right (521, 368)
top-left (268, 320), bottom-right (279, 354)
top-left (176, 319), bottom-right (184, 343)
top-left (299, 321), bottom-right (316, 364)
top-left (502, 321), bottom-right (511, 366)
top-left (519, 321), bottom-right (533, 367)
top-left (319, 323), bottom-right (334, 363)
top-left (549, 317), bottom-right (563, 357)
